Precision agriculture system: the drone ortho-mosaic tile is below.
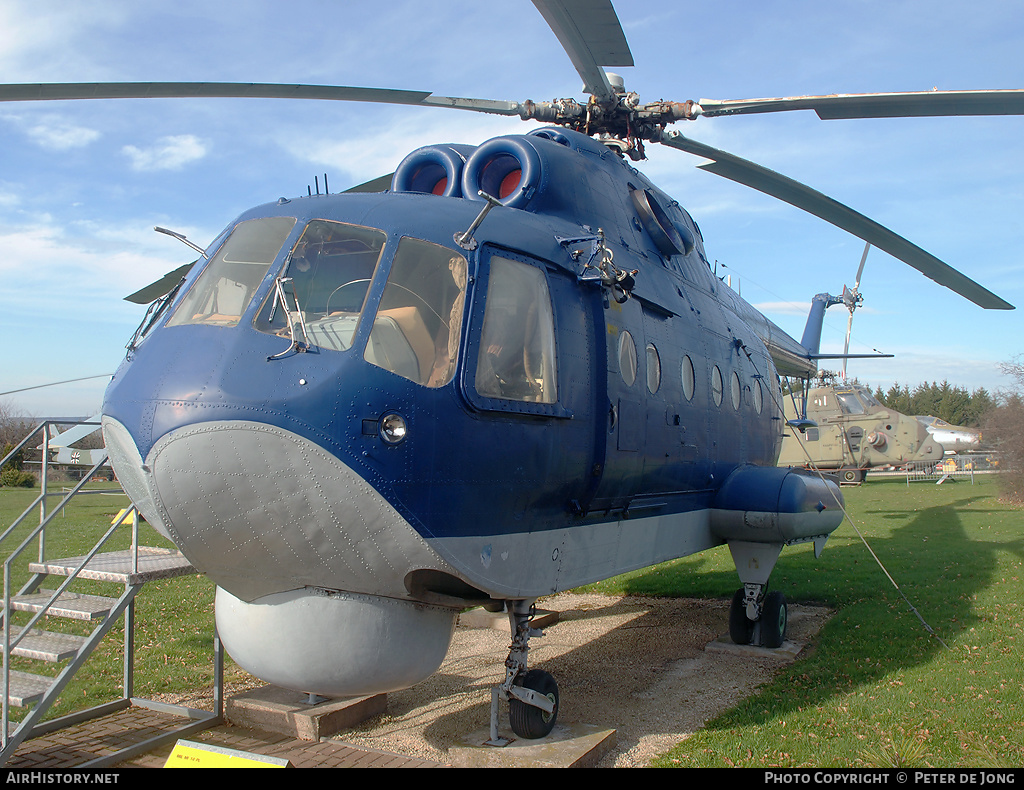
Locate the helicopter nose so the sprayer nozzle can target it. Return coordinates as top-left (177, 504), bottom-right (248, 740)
top-left (101, 414), bottom-right (450, 604)
top-left (103, 412), bottom-right (464, 699)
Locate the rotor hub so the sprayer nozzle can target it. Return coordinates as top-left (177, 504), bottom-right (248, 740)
top-left (519, 91), bottom-right (700, 158)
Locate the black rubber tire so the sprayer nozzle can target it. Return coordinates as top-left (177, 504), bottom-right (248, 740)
top-left (729, 588), bottom-right (755, 645)
top-left (761, 590), bottom-right (788, 648)
top-left (509, 669), bottom-right (559, 739)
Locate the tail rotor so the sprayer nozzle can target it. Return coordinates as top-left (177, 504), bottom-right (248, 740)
top-left (840, 242), bottom-right (870, 379)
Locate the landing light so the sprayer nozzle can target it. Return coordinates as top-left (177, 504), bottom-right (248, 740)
top-left (380, 413), bottom-right (408, 445)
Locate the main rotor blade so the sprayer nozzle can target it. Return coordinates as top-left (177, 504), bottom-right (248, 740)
top-left (532, 0), bottom-right (633, 102)
top-left (696, 89), bottom-right (1024, 119)
top-left (658, 129), bottom-right (1014, 310)
top-left (0, 82), bottom-right (525, 117)
top-left (0, 82), bottom-right (431, 104)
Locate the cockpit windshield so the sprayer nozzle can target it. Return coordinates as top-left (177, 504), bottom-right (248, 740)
top-left (254, 220), bottom-right (386, 352)
top-left (835, 389), bottom-right (867, 415)
top-left (253, 224), bottom-right (469, 390)
top-left (168, 217), bottom-right (296, 328)
top-left (855, 386), bottom-right (882, 409)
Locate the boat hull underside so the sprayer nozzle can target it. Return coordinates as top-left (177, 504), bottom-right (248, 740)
top-left (104, 416), bottom-right (733, 602)
top-left (102, 416), bottom-right (454, 603)
top-left (102, 417), bottom-right (842, 696)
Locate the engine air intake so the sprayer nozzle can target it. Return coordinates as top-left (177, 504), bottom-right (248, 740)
top-left (392, 144), bottom-right (476, 197)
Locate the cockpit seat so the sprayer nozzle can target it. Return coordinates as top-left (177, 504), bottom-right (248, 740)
top-left (366, 307), bottom-right (434, 385)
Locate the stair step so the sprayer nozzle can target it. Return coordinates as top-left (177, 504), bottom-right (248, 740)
top-left (11, 590), bottom-right (117, 622)
top-left (0, 627), bottom-right (86, 663)
top-left (28, 547), bottom-right (195, 585)
top-left (2, 670), bottom-right (53, 707)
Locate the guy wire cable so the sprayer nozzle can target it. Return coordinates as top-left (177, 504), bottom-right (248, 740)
top-left (741, 346), bottom-right (950, 650)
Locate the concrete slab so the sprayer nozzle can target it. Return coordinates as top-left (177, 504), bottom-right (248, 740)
top-left (226, 685), bottom-right (387, 741)
top-left (705, 606), bottom-right (823, 661)
top-left (705, 634), bottom-right (804, 661)
top-left (449, 723), bottom-right (616, 768)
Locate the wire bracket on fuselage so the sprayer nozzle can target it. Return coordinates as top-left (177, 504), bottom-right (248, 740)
top-left (563, 227), bottom-right (638, 303)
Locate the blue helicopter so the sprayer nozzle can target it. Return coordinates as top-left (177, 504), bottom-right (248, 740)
top-left (3, 0), bottom-right (1016, 741)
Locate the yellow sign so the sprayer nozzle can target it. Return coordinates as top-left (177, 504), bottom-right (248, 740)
top-left (164, 740), bottom-right (291, 768)
top-left (111, 508), bottom-right (145, 525)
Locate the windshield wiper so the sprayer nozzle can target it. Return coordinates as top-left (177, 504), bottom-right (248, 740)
top-left (268, 276), bottom-right (311, 360)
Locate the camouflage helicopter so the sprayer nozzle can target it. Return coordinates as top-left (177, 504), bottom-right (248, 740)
top-left (780, 374), bottom-right (945, 484)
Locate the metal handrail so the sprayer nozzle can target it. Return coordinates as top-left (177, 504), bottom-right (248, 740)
top-left (0, 422), bottom-right (46, 469)
top-left (0, 420), bottom-right (223, 765)
top-left (1, 421), bottom-right (134, 750)
top-left (1, 452), bottom-right (135, 749)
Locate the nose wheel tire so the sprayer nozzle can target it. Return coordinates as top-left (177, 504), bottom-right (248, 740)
top-left (509, 669), bottom-right (559, 739)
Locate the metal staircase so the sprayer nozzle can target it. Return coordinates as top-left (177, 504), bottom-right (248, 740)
top-left (0, 420), bottom-right (223, 767)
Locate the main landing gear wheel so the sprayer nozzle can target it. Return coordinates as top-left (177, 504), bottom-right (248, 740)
top-left (762, 590), bottom-right (788, 649)
top-left (729, 587), bottom-right (788, 648)
top-left (841, 468), bottom-right (865, 484)
top-left (729, 588), bottom-right (755, 645)
top-left (509, 669), bottom-right (559, 739)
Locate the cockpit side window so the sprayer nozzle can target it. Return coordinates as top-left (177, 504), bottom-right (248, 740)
top-left (364, 237), bottom-right (468, 388)
top-left (474, 256), bottom-right (557, 404)
top-left (836, 390), bottom-right (866, 415)
top-left (168, 217), bottom-right (296, 328)
top-left (857, 387), bottom-right (882, 409)
top-left (254, 220), bottom-right (386, 352)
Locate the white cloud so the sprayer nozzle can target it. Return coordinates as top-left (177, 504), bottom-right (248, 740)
top-left (0, 2), bottom-right (127, 81)
top-left (122, 135), bottom-right (208, 172)
top-left (0, 221), bottom-right (186, 298)
top-left (0, 187), bottom-right (18, 209)
top-left (854, 350), bottom-right (1014, 395)
top-left (277, 112), bottom-right (526, 188)
top-left (2, 113), bottom-right (101, 151)
top-left (28, 120), bottom-right (101, 151)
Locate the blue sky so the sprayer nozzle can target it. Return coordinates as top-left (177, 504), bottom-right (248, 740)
top-left (1, 0), bottom-right (1022, 417)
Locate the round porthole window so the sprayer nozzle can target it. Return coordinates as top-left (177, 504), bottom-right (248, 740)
top-left (681, 355), bottom-right (695, 401)
top-left (646, 344), bottom-right (661, 393)
top-left (753, 378), bottom-right (763, 414)
top-left (618, 331), bottom-right (637, 387)
top-left (711, 365), bottom-right (723, 407)
top-left (731, 371), bottom-right (742, 410)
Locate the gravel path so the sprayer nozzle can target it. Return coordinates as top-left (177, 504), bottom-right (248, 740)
top-left (331, 592), bottom-right (832, 767)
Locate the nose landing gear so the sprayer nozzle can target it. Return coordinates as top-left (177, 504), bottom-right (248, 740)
top-left (486, 600), bottom-right (560, 745)
top-left (509, 668), bottom-right (559, 739)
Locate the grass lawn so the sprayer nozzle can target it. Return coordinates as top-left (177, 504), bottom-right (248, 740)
top-left (581, 474), bottom-right (1024, 768)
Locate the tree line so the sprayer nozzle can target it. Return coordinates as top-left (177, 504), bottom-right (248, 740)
top-left (868, 360), bottom-right (1024, 503)
top-left (869, 380), bottom-right (995, 428)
